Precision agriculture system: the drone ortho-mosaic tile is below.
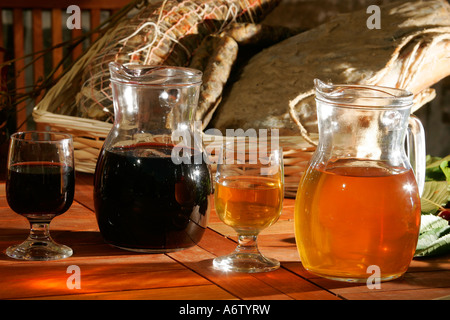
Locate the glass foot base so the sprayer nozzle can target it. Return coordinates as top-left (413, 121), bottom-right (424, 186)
top-left (6, 239), bottom-right (73, 261)
top-left (304, 267), bottom-right (405, 283)
top-left (318, 274), bottom-right (403, 283)
top-left (213, 252), bottom-right (280, 273)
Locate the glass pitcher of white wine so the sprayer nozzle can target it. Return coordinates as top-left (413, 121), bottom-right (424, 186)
top-left (295, 79), bottom-right (425, 282)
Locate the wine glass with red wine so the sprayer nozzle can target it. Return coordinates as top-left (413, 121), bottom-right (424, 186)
top-left (5, 131), bottom-right (75, 260)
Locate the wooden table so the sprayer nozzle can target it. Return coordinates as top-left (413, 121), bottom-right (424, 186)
top-left (0, 172), bottom-right (449, 301)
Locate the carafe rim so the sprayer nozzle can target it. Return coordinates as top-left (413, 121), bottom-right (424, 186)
top-left (109, 62), bottom-right (202, 86)
top-left (314, 78), bottom-right (413, 109)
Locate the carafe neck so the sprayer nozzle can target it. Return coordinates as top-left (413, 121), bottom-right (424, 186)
top-left (111, 81), bottom-right (198, 133)
top-left (313, 79), bottom-right (425, 194)
top-left (108, 63), bottom-right (202, 146)
top-left (314, 79), bottom-right (414, 164)
top-left (316, 102), bottom-right (411, 164)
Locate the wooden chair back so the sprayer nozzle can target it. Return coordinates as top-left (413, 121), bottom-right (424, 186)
top-left (0, 0), bottom-right (132, 130)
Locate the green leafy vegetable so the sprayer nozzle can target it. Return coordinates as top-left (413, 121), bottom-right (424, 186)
top-left (415, 214), bottom-right (450, 257)
top-left (415, 155), bottom-right (450, 257)
top-left (440, 160), bottom-right (450, 184)
top-left (425, 155), bottom-right (450, 182)
top-left (421, 181), bottom-right (448, 214)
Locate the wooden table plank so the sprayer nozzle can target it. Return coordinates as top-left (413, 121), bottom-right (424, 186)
top-left (283, 258), bottom-right (450, 300)
top-left (0, 173), bottom-right (449, 301)
top-left (74, 172), bottom-right (95, 211)
top-left (1, 267), bottom-right (210, 300)
top-left (169, 242), bottom-right (294, 300)
top-left (177, 229), bottom-right (340, 300)
top-left (27, 284), bottom-right (237, 300)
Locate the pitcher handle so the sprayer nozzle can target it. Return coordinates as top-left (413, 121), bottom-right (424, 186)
top-left (406, 115), bottom-right (426, 196)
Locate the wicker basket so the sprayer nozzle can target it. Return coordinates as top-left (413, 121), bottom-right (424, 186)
top-left (33, 104), bottom-right (317, 197)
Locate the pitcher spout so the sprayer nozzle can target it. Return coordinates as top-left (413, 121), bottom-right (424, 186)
top-left (314, 78), bottom-right (413, 108)
top-left (109, 62), bottom-right (202, 85)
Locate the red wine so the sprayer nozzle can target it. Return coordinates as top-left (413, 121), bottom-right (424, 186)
top-left (6, 162), bottom-right (75, 220)
top-left (93, 143), bottom-right (212, 252)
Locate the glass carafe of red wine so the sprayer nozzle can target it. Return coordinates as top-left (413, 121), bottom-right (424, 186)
top-left (94, 62), bottom-right (212, 253)
top-left (295, 79), bottom-right (426, 283)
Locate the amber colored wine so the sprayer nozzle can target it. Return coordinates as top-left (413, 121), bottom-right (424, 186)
top-left (215, 176), bottom-right (283, 235)
top-left (295, 159), bottom-right (421, 282)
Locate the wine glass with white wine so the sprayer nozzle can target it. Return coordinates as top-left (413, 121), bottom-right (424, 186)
top-left (213, 139), bottom-right (284, 273)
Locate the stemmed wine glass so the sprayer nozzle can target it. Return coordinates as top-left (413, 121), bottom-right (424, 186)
top-left (213, 139), bottom-right (284, 273)
top-left (5, 131), bottom-right (75, 261)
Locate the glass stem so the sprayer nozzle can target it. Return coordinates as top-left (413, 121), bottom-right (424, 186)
top-left (28, 222), bottom-right (52, 242)
top-left (235, 235), bottom-right (260, 255)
